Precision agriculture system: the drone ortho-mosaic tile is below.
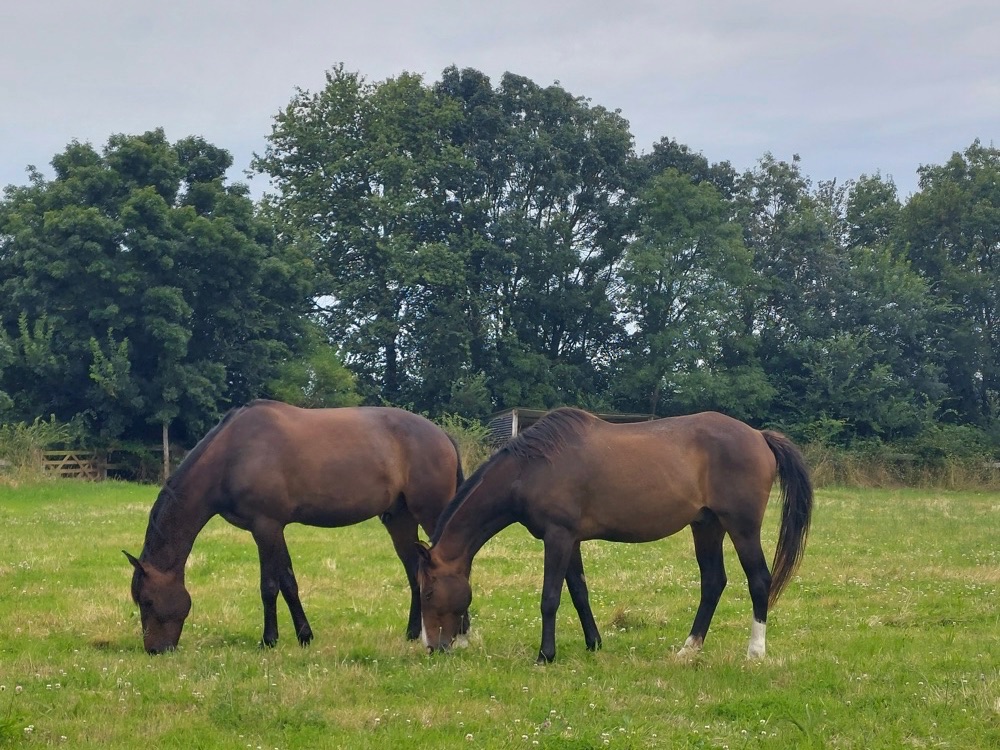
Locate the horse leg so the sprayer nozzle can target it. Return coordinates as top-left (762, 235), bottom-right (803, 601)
top-left (678, 512), bottom-right (727, 657)
top-left (538, 527), bottom-right (575, 664)
top-left (252, 522), bottom-right (313, 647)
top-left (382, 506), bottom-right (425, 641)
top-left (565, 542), bottom-right (601, 651)
top-left (730, 530), bottom-right (772, 659)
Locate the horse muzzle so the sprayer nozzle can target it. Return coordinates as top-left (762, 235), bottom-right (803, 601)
top-left (420, 622), bottom-right (454, 653)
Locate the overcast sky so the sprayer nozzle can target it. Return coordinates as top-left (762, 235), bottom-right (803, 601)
top-left (3, 1), bottom-right (998, 201)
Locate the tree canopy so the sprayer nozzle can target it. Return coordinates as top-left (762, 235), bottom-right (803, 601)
top-left (0, 129), bottom-right (317, 446)
top-left (2, 68), bottom-right (998, 463)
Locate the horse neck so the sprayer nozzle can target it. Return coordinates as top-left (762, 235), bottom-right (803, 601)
top-left (140, 471), bottom-right (219, 575)
top-left (434, 456), bottom-right (521, 570)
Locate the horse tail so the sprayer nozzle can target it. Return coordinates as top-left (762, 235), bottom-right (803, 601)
top-left (447, 434), bottom-right (466, 490)
top-left (761, 430), bottom-right (813, 608)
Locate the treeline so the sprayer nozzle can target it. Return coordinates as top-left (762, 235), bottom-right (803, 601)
top-left (1, 65), bottom-right (998, 463)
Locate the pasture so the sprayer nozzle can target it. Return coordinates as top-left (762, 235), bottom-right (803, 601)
top-left (0, 480), bottom-right (997, 748)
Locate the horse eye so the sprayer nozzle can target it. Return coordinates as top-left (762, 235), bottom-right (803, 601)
top-left (423, 589), bottom-right (434, 601)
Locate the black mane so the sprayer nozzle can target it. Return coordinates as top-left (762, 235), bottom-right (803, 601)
top-left (429, 408), bottom-right (595, 544)
top-left (503, 407), bottom-right (594, 461)
top-left (142, 403), bottom-right (251, 552)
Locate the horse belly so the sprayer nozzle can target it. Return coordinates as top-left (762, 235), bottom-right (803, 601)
top-left (289, 491), bottom-right (391, 528)
top-left (577, 470), bottom-right (703, 543)
top-left (582, 510), bottom-right (695, 543)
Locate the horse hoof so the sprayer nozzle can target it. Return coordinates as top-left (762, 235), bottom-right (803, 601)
top-left (676, 644), bottom-right (701, 660)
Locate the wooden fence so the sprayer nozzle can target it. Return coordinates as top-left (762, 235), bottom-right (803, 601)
top-left (42, 451), bottom-right (109, 480)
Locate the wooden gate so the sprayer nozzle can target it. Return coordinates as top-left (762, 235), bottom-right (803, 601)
top-left (42, 451), bottom-right (107, 480)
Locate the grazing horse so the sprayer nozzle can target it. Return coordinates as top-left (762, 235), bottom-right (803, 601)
top-left (125, 400), bottom-right (463, 654)
top-left (416, 407), bottom-right (812, 663)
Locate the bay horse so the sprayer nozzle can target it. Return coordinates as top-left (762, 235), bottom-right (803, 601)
top-left (416, 407), bottom-right (812, 663)
top-left (125, 400), bottom-right (463, 654)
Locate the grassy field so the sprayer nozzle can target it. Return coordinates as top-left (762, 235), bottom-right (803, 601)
top-left (0, 480), bottom-right (997, 748)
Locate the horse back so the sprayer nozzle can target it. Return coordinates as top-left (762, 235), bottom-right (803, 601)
top-left (203, 402), bottom-right (458, 528)
top-left (518, 412), bottom-right (776, 542)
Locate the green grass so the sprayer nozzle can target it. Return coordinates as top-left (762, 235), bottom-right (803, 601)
top-left (0, 481), bottom-right (997, 748)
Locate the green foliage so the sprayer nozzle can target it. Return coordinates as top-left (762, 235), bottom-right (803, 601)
top-left (902, 140), bottom-right (1000, 429)
top-left (615, 167), bottom-right (757, 416)
top-left (0, 129), bottom-right (314, 446)
top-left (899, 422), bottom-right (994, 463)
top-left (266, 326), bottom-right (362, 408)
top-left (254, 67), bottom-right (473, 409)
top-left (257, 65), bottom-right (634, 416)
top-left (0, 416), bottom-right (71, 482)
top-left (446, 372), bottom-right (492, 421)
top-left (1, 67), bottom-right (999, 462)
top-left (435, 412), bottom-right (493, 472)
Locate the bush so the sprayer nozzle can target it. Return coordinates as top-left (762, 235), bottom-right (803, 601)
top-left (804, 437), bottom-right (1000, 490)
top-left (0, 416), bottom-right (71, 484)
top-left (435, 413), bottom-right (494, 475)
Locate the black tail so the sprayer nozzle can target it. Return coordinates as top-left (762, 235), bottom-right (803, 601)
top-left (761, 430), bottom-right (813, 607)
top-left (448, 434), bottom-right (465, 489)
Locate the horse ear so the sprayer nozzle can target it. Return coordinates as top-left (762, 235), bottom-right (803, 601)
top-left (123, 550), bottom-right (144, 573)
top-left (414, 541), bottom-right (433, 565)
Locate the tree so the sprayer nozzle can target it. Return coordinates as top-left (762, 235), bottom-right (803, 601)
top-left (614, 167), bottom-right (761, 417)
top-left (733, 155), bottom-right (849, 432)
top-left (450, 69), bottom-right (634, 412)
top-left (638, 137), bottom-right (738, 199)
top-left (901, 141), bottom-right (1000, 431)
top-left (732, 159), bottom-right (949, 443)
top-left (255, 67), bottom-right (475, 411)
top-left (0, 130), bottom-right (314, 453)
top-left (266, 322), bottom-right (362, 408)
top-left (0, 335), bottom-right (12, 419)
top-left (256, 66), bottom-right (635, 415)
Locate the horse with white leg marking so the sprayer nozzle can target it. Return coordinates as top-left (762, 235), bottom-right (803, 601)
top-left (416, 407), bottom-right (812, 663)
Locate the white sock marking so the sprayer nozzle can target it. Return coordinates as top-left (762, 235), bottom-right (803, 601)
top-left (747, 619), bottom-right (766, 659)
top-left (677, 635), bottom-right (702, 657)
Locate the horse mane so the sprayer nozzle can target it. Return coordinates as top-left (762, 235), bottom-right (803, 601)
top-left (429, 407), bottom-right (595, 544)
top-left (143, 402), bottom-right (253, 550)
top-left (503, 407), bottom-right (595, 461)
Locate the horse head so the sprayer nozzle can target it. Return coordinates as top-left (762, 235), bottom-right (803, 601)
top-left (124, 551), bottom-right (192, 654)
top-left (415, 543), bottom-right (471, 652)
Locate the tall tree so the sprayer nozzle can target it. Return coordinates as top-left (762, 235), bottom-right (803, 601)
top-left (734, 160), bottom-right (948, 442)
top-left (435, 67), bottom-right (634, 410)
top-left (835, 174), bottom-right (948, 441)
top-left (0, 130), bottom-right (313, 449)
top-left (733, 155), bottom-right (847, 432)
top-left (614, 167), bottom-right (760, 417)
top-left (255, 67), bottom-right (474, 410)
top-left (257, 66), bottom-right (635, 415)
top-left (901, 141), bottom-right (1000, 430)
top-left (638, 137), bottom-right (738, 199)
